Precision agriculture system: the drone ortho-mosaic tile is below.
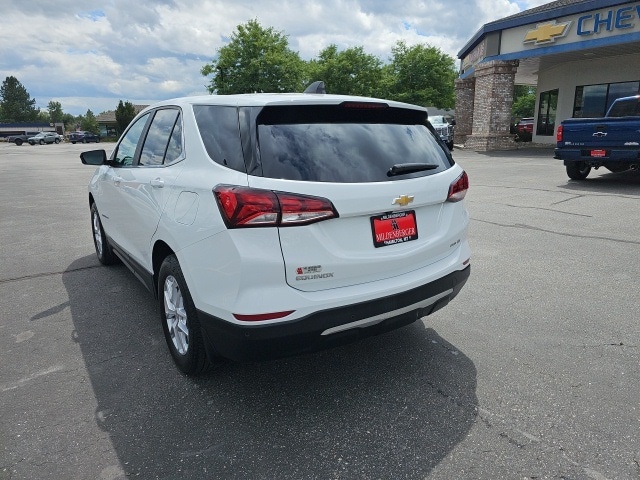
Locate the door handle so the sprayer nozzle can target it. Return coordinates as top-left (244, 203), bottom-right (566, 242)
top-left (113, 175), bottom-right (123, 185)
top-left (150, 178), bottom-right (165, 188)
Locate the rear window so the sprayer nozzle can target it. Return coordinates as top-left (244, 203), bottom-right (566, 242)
top-left (256, 104), bottom-right (452, 183)
top-left (607, 97), bottom-right (640, 117)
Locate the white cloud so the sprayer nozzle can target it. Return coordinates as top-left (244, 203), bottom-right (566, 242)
top-left (0, 0), bottom-right (542, 116)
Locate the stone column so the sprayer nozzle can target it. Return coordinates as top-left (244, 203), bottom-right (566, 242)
top-left (464, 60), bottom-right (519, 151)
top-left (454, 77), bottom-right (475, 145)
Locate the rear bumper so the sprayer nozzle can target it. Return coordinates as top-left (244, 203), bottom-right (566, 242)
top-left (198, 265), bottom-right (470, 362)
top-left (555, 147), bottom-right (640, 162)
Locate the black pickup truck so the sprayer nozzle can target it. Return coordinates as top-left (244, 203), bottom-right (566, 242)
top-left (555, 95), bottom-right (640, 180)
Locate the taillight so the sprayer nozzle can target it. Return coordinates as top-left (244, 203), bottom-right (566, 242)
top-left (556, 125), bottom-right (563, 142)
top-left (213, 185), bottom-right (338, 228)
top-left (447, 171), bottom-right (469, 202)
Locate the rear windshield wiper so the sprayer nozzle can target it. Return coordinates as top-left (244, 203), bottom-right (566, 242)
top-left (387, 163), bottom-right (438, 176)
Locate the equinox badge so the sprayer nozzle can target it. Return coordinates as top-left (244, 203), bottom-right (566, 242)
top-left (393, 194), bottom-right (414, 207)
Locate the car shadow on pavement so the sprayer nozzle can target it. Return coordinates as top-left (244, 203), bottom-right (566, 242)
top-left (559, 168), bottom-right (640, 194)
top-left (62, 255), bottom-right (478, 479)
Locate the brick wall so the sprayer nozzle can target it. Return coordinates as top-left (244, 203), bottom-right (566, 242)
top-left (454, 78), bottom-right (475, 145)
top-left (462, 60), bottom-right (519, 151)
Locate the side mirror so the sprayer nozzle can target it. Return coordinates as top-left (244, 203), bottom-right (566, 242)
top-left (450, 119), bottom-right (457, 126)
top-left (80, 149), bottom-right (108, 166)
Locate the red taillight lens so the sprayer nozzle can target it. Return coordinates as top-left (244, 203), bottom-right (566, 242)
top-left (213, 185), bottom-right (338, 228)
top-left (214, 186), bottom-right (279, 227)
top-left (556, 125), bottom-right (563, 142)
top-left (447, 171), bottom-right (469, 202)
top-left (278, 193), bottom-right (337, 225)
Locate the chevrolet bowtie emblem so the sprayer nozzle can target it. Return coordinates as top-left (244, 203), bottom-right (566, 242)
top-left (393, 195), bottom-right (414, 207)
top-left (524, 21), bottom-right (571, 45)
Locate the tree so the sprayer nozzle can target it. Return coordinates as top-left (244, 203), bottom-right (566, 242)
top-left (47, 101), bottom-right (64, 123)
top-left (512, 85), bottom-right (536, 120)
top-left (81, 109), bottom-right (99, 134)
top-left (36, 110), bottom-right (49, 122)
top-left (62, 113), bottom-right (77, 132)
top-left (305, 45), bottom-right (383, 97)
top-left (115, 100), bottom-right (136, 135)
top-left (0, 76), bottom-right (39, 122)
top-left (386, 41), bottom-right (457, 108)
top-left (201, 19), bottom-right (305, 94)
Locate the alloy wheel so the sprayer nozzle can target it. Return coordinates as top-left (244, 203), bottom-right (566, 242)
top-left (163, 275), bottom-right (189, 355)
top-left (92, 210), bottom-right (103, 257)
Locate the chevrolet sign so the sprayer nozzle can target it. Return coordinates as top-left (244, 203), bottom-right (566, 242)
top-left (523, 21), bottom-right (571, 45)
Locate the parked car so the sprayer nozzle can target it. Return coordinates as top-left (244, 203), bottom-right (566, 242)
top-left (6, 132), bottom-right (40, 146)
top-left (555, 95), bottom-right (640, 180)
top-left (69, 131), bottom-right (100, 144)
top-left (429, 115), bottom-right (456, 150)
top-left (515, 117), bottom-right (534, 141)
top-left (28, 132), bottom-right (62, 145)
top-left (80, 90), bottom-right (471, 375)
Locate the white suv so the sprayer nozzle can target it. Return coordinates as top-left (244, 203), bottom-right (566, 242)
top-left (81, 91), bottom-right (470, 375)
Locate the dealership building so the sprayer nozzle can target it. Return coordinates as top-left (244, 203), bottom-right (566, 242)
top-left (455, 0), bottom-right (640, 150)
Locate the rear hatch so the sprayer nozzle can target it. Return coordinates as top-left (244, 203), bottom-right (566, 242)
top-left (247, 102), bottom-right (467, 292)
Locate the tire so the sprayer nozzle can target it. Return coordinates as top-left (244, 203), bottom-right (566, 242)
top-left (159, 255), bottom-right (211, 375)
top-left (566, 162), bottom-right (591, 180)
top-left (71, 141), bottom-right (76, 144)
top-left (54, 138), bottom-right (60, 144)
top-left (447, 141), bottom-right (454, 151)
top-left (39, 140), bottom-right (45, 145)
top-left (90, 203), bottom-right (118, 265)
top-left (15, 139), bottom-right (23, 146)
top-left (96, 137), bottom-right (100, 143)
top-left (82, 138), bottom-right (87, 144)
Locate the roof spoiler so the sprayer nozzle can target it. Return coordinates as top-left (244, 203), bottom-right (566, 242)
top-left (303, 81), bottom-right (326, 94)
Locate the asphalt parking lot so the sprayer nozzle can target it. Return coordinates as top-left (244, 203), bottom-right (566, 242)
top-left (1, 141), bottom-right (639, 479)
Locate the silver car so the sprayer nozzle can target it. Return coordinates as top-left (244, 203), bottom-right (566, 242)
top-left (28, 132), bottom-right (61, 145)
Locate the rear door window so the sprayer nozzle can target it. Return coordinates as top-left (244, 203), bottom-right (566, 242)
top-left (255, 104), bottom-right (452, 183)
top-left (139, 109), bottom-right (182, 166)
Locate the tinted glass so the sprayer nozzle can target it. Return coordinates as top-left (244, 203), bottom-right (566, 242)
top-left (606, 82), bottom-right (640, 113)
top-left (574, 85), bottom-right (607, 118)
top-left (114, 113), bottom-right (150, 166)
top-left (537, 89), bottom-right (558, 136)
top-left (608, 97), bottom-right (640, 117)
top-left (193, 105), bottom-right (246, 172)
top-left (140, 109), bottom-right (180, 166)
top-left (256, 105), bottom-right (451, 183)
top-left (165, 112), bottom-right (183, 163)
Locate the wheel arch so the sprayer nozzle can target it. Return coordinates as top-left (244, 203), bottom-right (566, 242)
top-left (152, 240), bottom-right (175, 299)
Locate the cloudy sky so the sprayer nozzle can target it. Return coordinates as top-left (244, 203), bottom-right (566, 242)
top-left (1, 0), bottom-right (550, 116)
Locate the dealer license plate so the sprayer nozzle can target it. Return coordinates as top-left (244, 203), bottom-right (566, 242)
top-left (590, 149), bottom-right (607, 158)
top-left (370, 210), bottom-right (418, 248)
